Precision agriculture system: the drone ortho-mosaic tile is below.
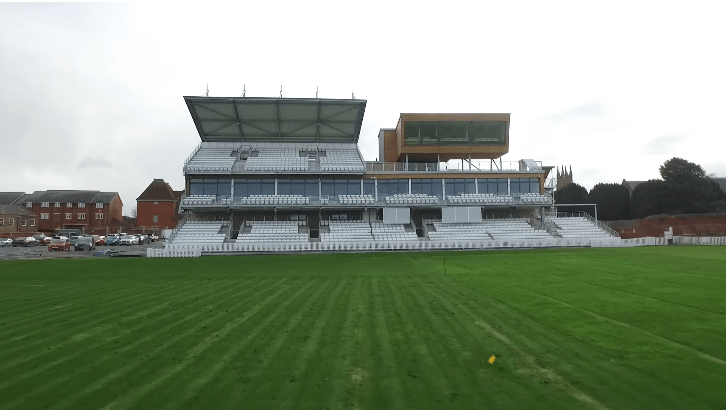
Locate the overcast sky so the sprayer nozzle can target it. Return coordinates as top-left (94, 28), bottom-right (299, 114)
top-left (1, 1), bottom-right (724, 215)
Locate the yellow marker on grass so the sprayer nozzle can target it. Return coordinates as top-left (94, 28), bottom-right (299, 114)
top-left (488, 355), bottom-right (496, 364)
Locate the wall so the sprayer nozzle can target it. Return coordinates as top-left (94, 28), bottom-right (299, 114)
top-left (611, 214), bottom-right (726, 238)
top-left (137, 201), bottom-right (179, 229)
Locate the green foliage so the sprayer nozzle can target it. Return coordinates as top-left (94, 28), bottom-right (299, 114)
top-left (588, 183), bottom-right (631, 220)
top-left (554, 182), bottom-right (588, 204)
top-left (630, 158), bottom-right (725, 217)
top-left (659, 157), bottom-right (706, 182)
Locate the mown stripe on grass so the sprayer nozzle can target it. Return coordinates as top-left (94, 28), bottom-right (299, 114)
top-left (369, 277), bottom-right (406, 410)
top-left (0, 278), bottom-right (259, 395)
top-left (0, 280), bottom-right (202, 362)
top-left (164, 278), bottom-right (335, 410)
top-left (436, 275), bottom-right (717, 409)
top-left (94, 278), bottom-right (313, 410)
top-left (0, 278), bottom-right (196, 338)
top-left (277, 278), bottom-right (349, 409)
top-left (35, 278), bottom-right (292, 410)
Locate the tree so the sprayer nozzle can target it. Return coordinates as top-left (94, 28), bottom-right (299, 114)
top-left (130, 207), bottom-right (137, 218)
top-left (631, 179), bottom-right (668, 218)
top-left (588, 183), bottom-right (631, 220)
top-left (659, 157), bottom-right (706, 182)
top-left (554, 183), bottom-right (588, 204)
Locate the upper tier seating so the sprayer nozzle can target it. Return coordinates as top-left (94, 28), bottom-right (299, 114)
top-left (429, 222), bottom-right (492, 241)
top-left (553, 217), bottom-right (615, 238)
top-left (320, 221), bottom-right (373, 242)
top-left (236, 221), bottom-right (308, 243)
top-left (386, 194), bottom-right (439, 205)
top-left (371, 222), bottom-right (418, 241)
top-left (517, 193), bottom-right (551, 204)
top-left (185, 148), bottom-right (236, 172)
top-left (320, 149), bottom-right (364, 172)
top-left (237, 195), bottom-right (310, 205)
top-left (181, 195), bottom-right (224, 206)
top-left (170, 221), bottom-right (227, 244)
top-left (338, 195), bottom-right (375, 205)
top-left (244, 148), bottom-right (308, 172)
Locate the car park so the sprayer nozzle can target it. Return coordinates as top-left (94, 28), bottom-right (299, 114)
top-left (0, 238), bottom-right (12, 247)
top-left (13, 237), bottom-right (38, 247)
top-left (48, 238), bottom-right (72, 251)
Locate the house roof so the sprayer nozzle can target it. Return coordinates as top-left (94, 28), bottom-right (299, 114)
top-left (137, 179), bottom-right (177, 201)
top-left (0, 204), bottom-right (35, 216)
top-left (173, 190), bottom-right (184, 201)
top-left (17, 190), bottom-right (119, 204)
top-left (0, 192), bottom-right (25, 205)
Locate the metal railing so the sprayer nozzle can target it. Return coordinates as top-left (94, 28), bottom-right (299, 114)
top-left (365, 160), bottom-right (535, 173)
top-left (582, 212), bottom-right (620, 237)
top-left (183, 142), bottom-right (203, 167)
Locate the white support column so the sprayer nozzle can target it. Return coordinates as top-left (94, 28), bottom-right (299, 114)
top-left (475, 178), bottom-right (478, 194)
top-left (274, 179), bottom-right (278, 195)
top-left (408, 178), bottom-right (412, 195)
top-left (507, 178), bottom-right (511, 196)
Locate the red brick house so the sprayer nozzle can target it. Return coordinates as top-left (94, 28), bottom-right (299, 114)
top-left (0, 204), bottom-right (38, 235)
top-left (136, 179), bottom-right (183, 230)
top-left (12, 190), bottom-right (123, 235)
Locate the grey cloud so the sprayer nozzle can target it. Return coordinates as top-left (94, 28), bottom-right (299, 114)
top-left (78, 157), bottom-right (113, 169)
top-left (640, 134), bottom-right (687, 155)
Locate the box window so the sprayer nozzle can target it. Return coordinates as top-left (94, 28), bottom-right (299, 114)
top-left (78, 213), bottom-right (86, 220)
top-left (41, 202), bottom-right (49, 208)
top-left (41, 213), bottom-right (49, 220)
top-left (22, 219), bottom-right (27, 227)
top-left (96, 213), bottom-right (104, 220)
top-left (96, 202), bottom-right (103, 208)
top-left (66, 213), bottom-right (72, 220)
top-left (30, 219), bottom-right (35, 227)
top-left (153, 215), bottom-right (159, 224)
top-left (55, 202), bottom-right (61, 207)
top-left (66, 203), bottom-right (73, 208)
top-left (26, 202), bottom-right (32, 207)
top-left (9, 218), bottom-right (14, 226)
top-left (78, 203), bottom-right (85, 208)
top-left (0, 218), bottom-right (3, 225)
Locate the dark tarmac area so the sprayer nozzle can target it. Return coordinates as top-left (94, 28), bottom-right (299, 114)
top-left (0, 242), bottom-right (165, 261)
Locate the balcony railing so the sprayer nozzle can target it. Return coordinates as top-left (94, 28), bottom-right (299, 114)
top-left (365, 160), bottom-right (543, 173)
top-left (180, 193), bottom-right (553, 209)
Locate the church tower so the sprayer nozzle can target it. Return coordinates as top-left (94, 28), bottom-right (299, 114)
top-left (556, 166), bottom-right (573, 190)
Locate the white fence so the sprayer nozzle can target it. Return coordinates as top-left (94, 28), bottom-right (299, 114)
top-left (147, 235), bottom-right (726, 257)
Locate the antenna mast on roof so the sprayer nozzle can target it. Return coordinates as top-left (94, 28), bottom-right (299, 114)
top-left (352, 88), bottom-right (355, 99)
top-left (203, 84), bottom-right (209, 97)
top-left (316, 86), bottom-right (318, 98)
top-left (241, 84), bottom-right (246, 97)
top-left (280, 85), bottom-right (283, 98)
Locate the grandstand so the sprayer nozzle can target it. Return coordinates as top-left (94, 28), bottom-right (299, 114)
top-left (154, 95), bottom-right (620, 256)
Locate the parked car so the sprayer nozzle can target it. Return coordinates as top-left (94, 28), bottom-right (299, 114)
top-left (0, 238), bottom-right (12, 247)
top-left (33, 234), bottom-right (50, 245)
top-left (48, 238), bottom-right (72, 251)
top-left (146, 233), bottom-right (159, 242)
top-left (13, 237), bottom-right (38, 247)
top-left (105, 236), bottom-right (121, 246)
top-left (137, 234), bottom-right (148, 244)
top-left (120, 235), bottom-right (139, 245)
top-left (73, 237), bottom-right (96, 251)
top-left (96, 236), bottom-right (106, 246)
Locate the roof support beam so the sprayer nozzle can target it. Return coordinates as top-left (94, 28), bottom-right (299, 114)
top-left (316, 100), bottom-right (321, 144)
top-left (276, 100), bottom-right (282, 143)
top-left (232, 102), bottom-right (244, 139)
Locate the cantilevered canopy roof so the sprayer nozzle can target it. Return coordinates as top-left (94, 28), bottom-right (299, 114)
top-left (184, 96), bottom-right (367, 143)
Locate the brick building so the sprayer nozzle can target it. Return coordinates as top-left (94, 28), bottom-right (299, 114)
top-left (136, 179), bottom-right (183, 231)
top-left (0, 204), bottom-right (38, 234)
top-left (9, 190), bottom-right (124, 235)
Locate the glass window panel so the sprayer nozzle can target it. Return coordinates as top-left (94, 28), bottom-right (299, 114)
top-left (403, 122), bottom-right (420, 145)
top-left (465, 179), bottom-right (476, 194)
top-left (218, 180), bottom-right (231, 196)
top-left (291, 179), bottom-right (304, 196)
top-left (420, 122), bottom-right (437, 144)
top-left (248, 179), bottom-right (262, 196)
top-left (203, 179), bottom-right (217, 196)
top-left (499, 179), bottom-right (508, 195)
top-left (234, 180), bottom-right (248, 197)
top-left (335, 179), bottom-right (348, 196)
top-left (531, 178), bottom-right (540, 194)
top-left (363, 180), bottom-right (375, 196)
top-left (399, 179), bottom-right (409, 195)
top-left (190, 180), bottom-right (204, 195)
top-left (411, 179), bottom-right (422, 194)
top-left (261, 179), bottom-right (275, 195)
top-left (305, 179), bottom-right (319, 197)
top-left (348, 180), bottom-right (361, 195)
top-left (431, 179), bottom-right (443, 197)
top-left (321, 180), bottom-right (335, 196)
top-left (277, 179), bottom-right (292, 195)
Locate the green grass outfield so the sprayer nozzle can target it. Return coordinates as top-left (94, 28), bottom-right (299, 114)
top-left (0, 247), bottom-right (725, 410)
